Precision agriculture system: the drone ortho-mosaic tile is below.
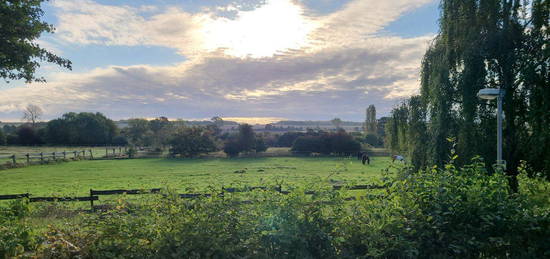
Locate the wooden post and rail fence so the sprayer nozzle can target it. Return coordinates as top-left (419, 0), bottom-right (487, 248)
top-left (0, 184), bottom-right (387, 211)
top-left (0, 146), bottom-right (129, 167)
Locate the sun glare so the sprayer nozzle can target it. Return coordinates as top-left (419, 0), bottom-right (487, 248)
top-left (199, 0), bottom-right (318, 58)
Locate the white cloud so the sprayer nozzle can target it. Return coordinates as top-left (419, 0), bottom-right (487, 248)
top-left (0, 0), bottom-right (437, 121)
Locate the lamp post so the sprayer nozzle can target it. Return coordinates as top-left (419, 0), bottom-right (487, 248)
top-left (477, 88), bottom-right (505, 168)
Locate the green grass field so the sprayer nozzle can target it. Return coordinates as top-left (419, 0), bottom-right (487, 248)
top-left (0, 156), bottom-right (390, 196)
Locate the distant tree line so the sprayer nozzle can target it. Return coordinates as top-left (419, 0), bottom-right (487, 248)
top-left (0, 112), bottom-right (119, 146)
top-left (384, 0), bottom-right (550, 189)
top-left (0, 111), bottom-right (369, 158)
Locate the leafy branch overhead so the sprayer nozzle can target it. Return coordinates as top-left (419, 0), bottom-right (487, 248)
top-left (0, 0), bottom-right (71, 83)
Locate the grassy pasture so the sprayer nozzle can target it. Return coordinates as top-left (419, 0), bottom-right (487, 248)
top-left (0, 156), bottom-right (391, 196)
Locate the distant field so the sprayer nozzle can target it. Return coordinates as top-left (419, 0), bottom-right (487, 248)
top-left (0, 157), bottom-right (391, 196)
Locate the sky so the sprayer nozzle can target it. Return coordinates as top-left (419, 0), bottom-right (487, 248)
top-left (0, 0), bottom-right (440, 124)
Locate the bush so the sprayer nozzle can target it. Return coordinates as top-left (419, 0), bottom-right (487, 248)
top-left (2, 160), bottom-right (549, 258)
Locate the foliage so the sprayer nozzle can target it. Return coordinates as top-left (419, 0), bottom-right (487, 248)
top-left (16, 125), bottom-right (43, 145)
top-left (0, 199), bottom-right (39, 258)
top-left (169, 127), bottom-right (218, 157)
top-left (223, 139), bottom-right (241, 157)
top-left (363, 133), bottom-right (381, 147)
top-left (223, 124), bottom-right (267, 157)
top-left (45, 112), bottom-right (118, 145)
top-left (125, 118), bottom-right (152, 146)
top-left (0, 0), bottom-right (71, 83)
top-left (365, 105), bottom-right (377, 134)
top-left (385, 0), bottom-right (550, 185)
top-left (1, 159), bottom-right (548, 258)
top-left (255, 137), bottom-right (268, 153)
top-left (291, 131), bottom-right (361, 155)
top-left (275, 132), bottom-right (305, 147)
top-left (0, 129), bottom-right (6, 145)
top-left (126, 146), bottom-right (137, 158)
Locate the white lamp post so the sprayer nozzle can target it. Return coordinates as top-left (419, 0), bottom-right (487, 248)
top-left (477, 88), bottom-right (505, 168)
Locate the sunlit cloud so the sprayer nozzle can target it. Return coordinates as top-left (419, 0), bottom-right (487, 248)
top-left (0, 0), bottom-right (438, 121)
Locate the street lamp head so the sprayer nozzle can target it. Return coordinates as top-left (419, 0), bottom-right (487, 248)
top-left (477, 88), bottom-right (503, 100)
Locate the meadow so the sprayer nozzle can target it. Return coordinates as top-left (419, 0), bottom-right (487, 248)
top-left (0, 156), bottom-right (390, 196)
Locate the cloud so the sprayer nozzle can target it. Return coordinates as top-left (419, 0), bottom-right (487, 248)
top-left (0, 0), bottom-right (436, 121)
top-left (52, 0), bottom-right (318, 58)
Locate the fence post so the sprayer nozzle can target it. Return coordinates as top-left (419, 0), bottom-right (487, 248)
top-left (40, 152), bottom-right (44, 163)
top-left (82, 150), bottom-right (85, 158)
top-left (11, 155), bottom-right (16, 166)
top-left (119, 147), bottom-right (122, 155)
top-left (26, 153), bottom-right (30, 164)
top-left (105, 147), bottom-right (108, 157)
top-left (90, 189), bottom-right (94, 211)
top-left (63, 151), bottom-right (66, 159)
top-left (73, 151), bottom-right (77, 159)
top-left (89, 149), bottom-right (94, 159)
top-left (52, 152), bottom-right (56, 160)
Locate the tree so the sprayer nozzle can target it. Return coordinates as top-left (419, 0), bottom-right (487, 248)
top-left (1, 0), bottom-right (71, 82)
top-left (331, 118), bottom-right (343, 130)
top-left (237, 124), bottom-right (256, 153)
top-left (223, 139), bottom-right (241, 158)
top-left (149, 117), bottom-right (173, 149)
top-left (211, 116), bottom-right (224, 128)
top-left (0, 128), bottom-right (6, 145)
top-left (169, 127), bottom-right (217, 157)
top-left (384, 0), bottom-right (550, 190)
top-left (45, 112), bottom-right (117, 145)
top-left (126, 118), bottom-right (151, 146)
top-left (223, 124), bottom-right (266, 157)
top-left (365, 105), bottom-right (377, 135)
top-left (22, 104), bottom-right (42, 127)
top-left (17, 125), bottom-right (42, 145)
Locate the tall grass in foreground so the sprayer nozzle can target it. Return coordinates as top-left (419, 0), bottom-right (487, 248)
top-left (1, 159), bottom-right (549, 258)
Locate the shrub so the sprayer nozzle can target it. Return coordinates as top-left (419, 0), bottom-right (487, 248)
top-left (3, 160), bottom-right (549, 258)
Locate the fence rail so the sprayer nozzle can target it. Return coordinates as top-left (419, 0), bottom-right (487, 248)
top-left (0, 146), bottom-right (129, 167)
top-left (0, 184), bottom-right (387, 210)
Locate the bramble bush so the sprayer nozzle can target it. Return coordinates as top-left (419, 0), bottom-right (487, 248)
top-left (1, 160), bottom-right (549, 258)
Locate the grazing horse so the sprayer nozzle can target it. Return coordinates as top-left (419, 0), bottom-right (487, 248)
top-left (392, 155), bottom-right (405, 163)
top-left (362, 153), bottom-right (370, 165)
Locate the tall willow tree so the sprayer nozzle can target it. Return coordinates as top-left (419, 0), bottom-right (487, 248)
top-left (387, 0), bottom-right (549, 191)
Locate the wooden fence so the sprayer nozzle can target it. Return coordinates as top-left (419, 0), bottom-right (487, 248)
top-left (0, 184), bottom-right (387, 210)
top-left (0, 146), bottom-right (129, 166)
